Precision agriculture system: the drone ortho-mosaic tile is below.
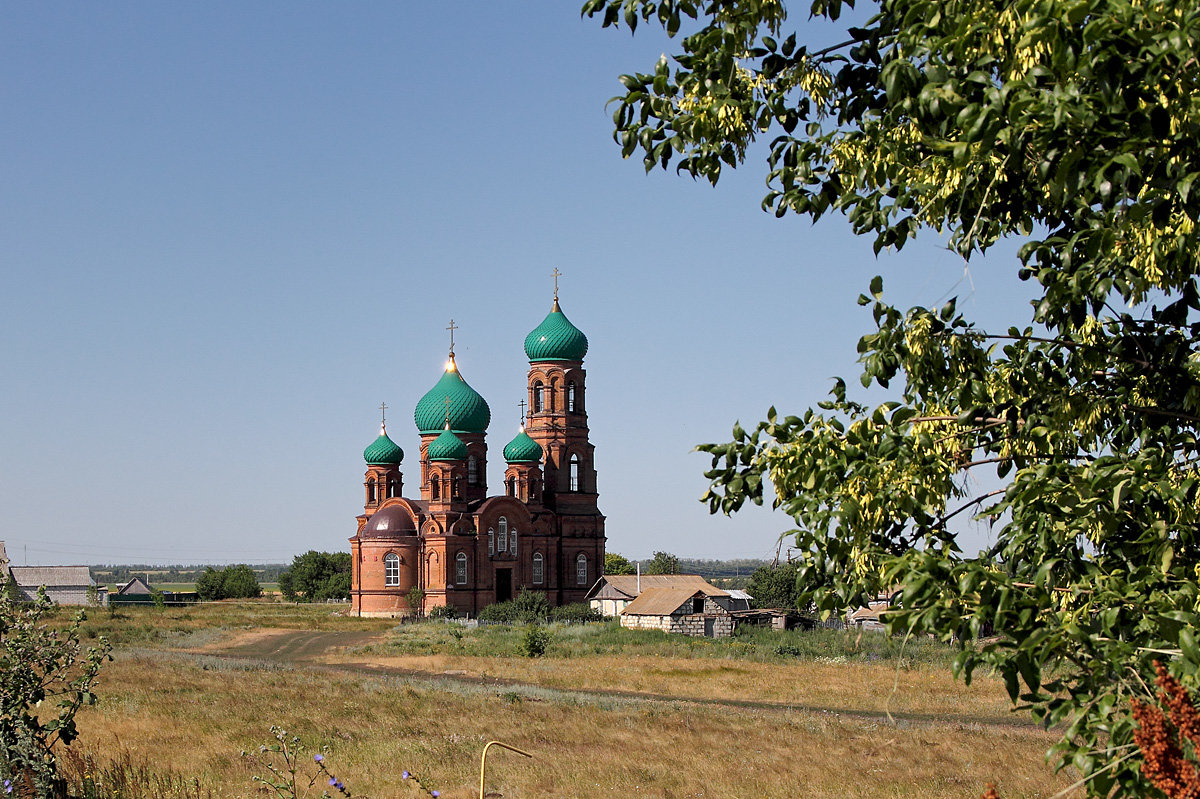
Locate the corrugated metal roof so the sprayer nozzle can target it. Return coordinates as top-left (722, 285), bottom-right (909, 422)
top-left (621, 586), bottom-right (705, 616)
top-left (10, 566), bottom-right (94, 587)
top-left (727, 589), bottom-right (753, 601)
top-left (586, 574), bottom-right (727, 601)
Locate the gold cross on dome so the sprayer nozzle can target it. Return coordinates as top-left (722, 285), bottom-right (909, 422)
top-left (518, 399), bottom-right (527, 426)
top-left (446, 319), bottom-right (458, 355)
top-left (379, 401), bottom-right (388, 426)
top-left (551, 268), bottom-right (562, 300)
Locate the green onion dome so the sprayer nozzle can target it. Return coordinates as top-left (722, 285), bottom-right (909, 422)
top-left (427, 428), bottom-right (469, 462)
top-left (503, 429), bottom-right (543, 464)
top-left (524, 299), bottom-right (588, 362)
top-left (413, 355), bottom-right (491, 434)
top-left (363, 426), bottom-right (404, 465)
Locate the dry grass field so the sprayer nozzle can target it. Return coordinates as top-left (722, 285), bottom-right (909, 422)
top-left (59, 603), bottom-right (1081, 799)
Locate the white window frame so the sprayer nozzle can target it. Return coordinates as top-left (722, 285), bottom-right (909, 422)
top-left (384, 552), bottom-right (400, 587)
top-left (511, 528), bottom-right (517, 556)
top-left (488, 529), bottom-right (495, 556)
top-left (532, 552), bottom-right (544, 585)
top-left (456, 552), bottom-right (468, 585)
top-left (576, 553), bottom-right (587, 585)
top-left (498, 517), bottom-right (508, 553)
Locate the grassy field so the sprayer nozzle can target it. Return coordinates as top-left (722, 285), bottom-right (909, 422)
top-left (58, 603), bottom-right (1081, 799)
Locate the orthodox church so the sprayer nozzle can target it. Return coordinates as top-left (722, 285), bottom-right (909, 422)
top-left (349, 287), bottom-right (606, 617)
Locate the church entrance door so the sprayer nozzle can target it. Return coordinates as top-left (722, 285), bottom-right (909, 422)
top-left (496, 569), bottom-right (513, 603)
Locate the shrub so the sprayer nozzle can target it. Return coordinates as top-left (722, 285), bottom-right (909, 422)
top-left (1, 589), bottom-right (111, 799)
top-left (518, 625), bottom-right (551, 658)
top-left (479, 589), bottom-right (551, 624)
top-left (426, 604), bottom-right (458, 619)
top-left (550, 602), bottom-right (604, 623)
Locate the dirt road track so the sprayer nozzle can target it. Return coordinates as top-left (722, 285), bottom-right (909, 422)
top-left (189, 629), bottom-right (1038, 731)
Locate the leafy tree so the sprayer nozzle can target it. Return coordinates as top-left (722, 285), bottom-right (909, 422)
top-left (196, 565), bottom-right (261, 601)
top-left (195, 567), bottom-right (225, 601)
top-left (220, 565), bottom-right (262, 599)
top-left (1, 588), bottom-right (111, 798)
top-left (585, 0), bottom-right (1200, 794)
top-left (604, 552), bottom-right (636, 575)
top-left (745, 561), bottom-right (801, 610)
top-left (644, 551), bottom-right (680, 575)
top-left (278, 551), bottom-right (351, 602)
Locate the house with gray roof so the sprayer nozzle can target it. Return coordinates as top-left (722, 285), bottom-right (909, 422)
top-left (0, 542), bottom-right (106, 606)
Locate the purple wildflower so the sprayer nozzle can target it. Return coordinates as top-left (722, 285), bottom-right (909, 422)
top-left (314, 754), bottom-right (324, 763)
top-left (431, 791), bottom-right (439, 797)
top-left (3, 779), bottom-right (11, 795)
top-left (336, 781), bottom-right (344, 790)
top-left (329, 778), bottom-right (337, 787)
top-left (402, 771), bottom-right (410, 779)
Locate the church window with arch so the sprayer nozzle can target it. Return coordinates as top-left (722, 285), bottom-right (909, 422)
top-left (387, 476), bottom-right (399, 498)
top-left (488, 529), bottom-right (495, 556)
top-left (567, 381), bottom-right (577, 412)
top-left (569, 455), bottom-right (581, 491)
top-left (576, 553), bottom-right (588, 585)
top-left (532, 552), bottom-right (544, 584)
top-left (367, 477), bottom-right (377, 503)
top-left (456, 552), bottom-right (468, 585)
top-left (532, 381), bottom-right (544, 413)
top-left (468, 455), bottom-right (478, 486)
top-left (384, 553), bottom-right (400, 586)
top-left (498, 517), bottom-right (508, 552)
top-left (430, 475), bottom-right (440, 501)
top-left (506, 476), bottom-right (516, 496)
top-left (511, 528), bottom-right (517, 556)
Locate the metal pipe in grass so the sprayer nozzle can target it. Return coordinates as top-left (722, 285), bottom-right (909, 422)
top-left (478, 741), bottom-right (532, 799)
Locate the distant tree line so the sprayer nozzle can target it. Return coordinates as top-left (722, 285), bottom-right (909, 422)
top-left (91, 564), bottom-right (286, 586)
top-left (603, 552), bottom-right (769, 582)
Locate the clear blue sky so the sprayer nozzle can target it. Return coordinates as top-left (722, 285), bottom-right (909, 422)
top-left (1, 3), bottom-right (1039, 566)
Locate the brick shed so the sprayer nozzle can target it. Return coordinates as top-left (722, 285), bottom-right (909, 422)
top-left (619, 585), bottom-right (734, 638)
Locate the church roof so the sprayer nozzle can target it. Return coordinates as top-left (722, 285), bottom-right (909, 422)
top-left (363, 426), bottom-right (404, 465)
top-left (503, 429), bottom-right (543, 464)
top-left (427, 428), bottom-right (468, 462)
top-left (413, 355), bottom-right (491, 434)
top-left (360, 504), bottom-right (418, 538)
top-left (524, 299), bottom-right (588, 362)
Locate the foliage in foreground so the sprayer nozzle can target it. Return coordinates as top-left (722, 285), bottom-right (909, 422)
top-left (1, 589), bottom-right (111, 799)
top-left (584, 0), bottom-right (1200, 794)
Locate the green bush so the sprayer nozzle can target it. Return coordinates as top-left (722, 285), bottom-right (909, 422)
top-left (550, 602), bottom-right (604, 623)
top-left (427, 604), bottom-right (458, 619)
top-left (518, 624), bottom-right (551, 658)
top-left (479, 589), bottom-right (551, 624)
top-left (1, 589), bottom-right (111, 799)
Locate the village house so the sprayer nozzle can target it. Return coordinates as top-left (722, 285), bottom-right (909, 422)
top-left (585, 573), bottom-right (723, 617)
top-left (619, 584), bottom-right (736, 638)
top-left (0, 541), bottom-right (107, 607)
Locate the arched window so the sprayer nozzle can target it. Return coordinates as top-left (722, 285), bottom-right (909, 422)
top-left (576, 553), bottom-right (588, 585)
top-left (430, 476), bottom-right (440, 501)
top-left (498, 517), bottom-right (508, 552)
top-left (456, 552), bottom-right (468, 585)
top-left (488, 528), bottom-right (495, 556)
top-left (511, 528), bottom-right (518, 556)
top-left (533, 381), bottom-right (544, 413)
top-left (388, 476), bottom-right (400, 498)
top-left (506, 476), bottom-right (516, 496)
top-left (468, 455), bottom-right (478, 486)
top-left (567, 381), bottom-right (577, 412)
top-left (569, 455), bottom-right (581, 491)
top-left (384, 553), bottom-right (400, 586)
top-left (550, 379), bottom-right (559, 411)
top-left (367, 477), bottom-right (377, 503)
top-left (453, 475), bottom-right (462, 498)
top-left (532, 552), bottom-right (544, 585)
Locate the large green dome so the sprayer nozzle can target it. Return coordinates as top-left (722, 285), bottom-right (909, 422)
top-left (524, 300), bottom-right (588, 362)
top-left (503, 429), bottom-right (543, 464)
top-left (363, 426), bottom-right (404, 465)
top-left (413, 355), bottom-right (491, 434)
top-left (427, 428), bottom-right (469, 462)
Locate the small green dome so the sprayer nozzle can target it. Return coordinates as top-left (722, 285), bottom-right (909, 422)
top-left (413, 355), bottom-right (491, 434)
top-left (524, 300), bottom-right (588, 362)
top-left (503, 429), bottom-right (543, 464)
top-left (427, 428), bottom-right (468, 461)
top-left (363, 426), bottom-right (404, 465)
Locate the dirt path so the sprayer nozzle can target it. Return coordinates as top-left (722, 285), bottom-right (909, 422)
top-left (188, 629), bottom-right (1038, 731)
